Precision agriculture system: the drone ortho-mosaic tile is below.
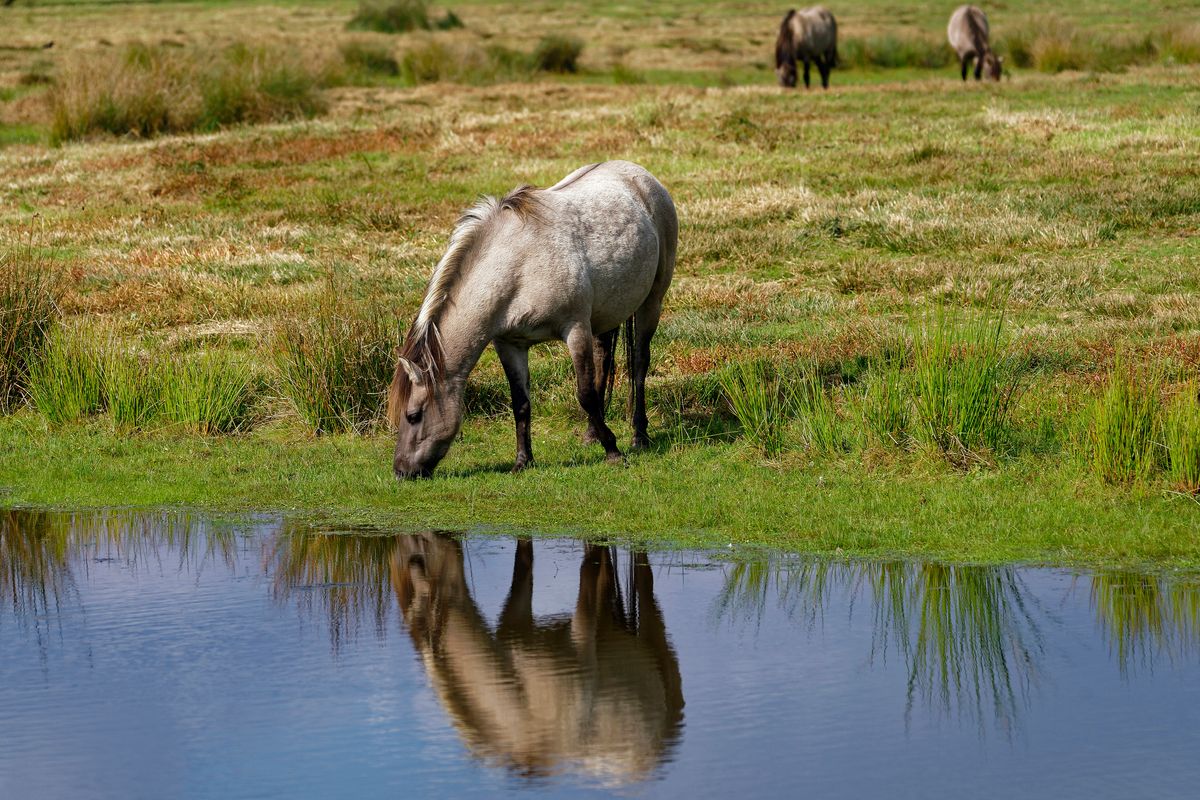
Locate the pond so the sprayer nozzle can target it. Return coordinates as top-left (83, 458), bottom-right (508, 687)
top-left (1, 508), bottom-right (1198, 798)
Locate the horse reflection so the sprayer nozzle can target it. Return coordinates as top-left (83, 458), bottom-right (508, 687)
top-left (391, 534), bottom-right (683, 783)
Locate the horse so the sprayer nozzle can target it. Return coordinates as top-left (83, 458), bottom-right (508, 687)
top-left (390, 533), bottom-right (685, 782)
top-left (948, 5), bottom-right (1002, 81)
top-left (387, 161), bottom-right (677, 479)
top-left (775, 6), bottom-right (838, 89)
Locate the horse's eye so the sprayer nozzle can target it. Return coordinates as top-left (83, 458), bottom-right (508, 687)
top-left (406, 410), bottom-right (422, 426)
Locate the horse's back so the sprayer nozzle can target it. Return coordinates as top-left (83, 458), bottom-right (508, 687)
top-left (948, 5), bottom-right (989, 54)
top-left (793, 6), bottom-right (837, 57)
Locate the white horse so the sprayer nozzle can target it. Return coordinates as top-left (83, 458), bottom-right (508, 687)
top-left (948, 5), bottom-right (1003, 81)
top-left (775, 6), bottom-right (839, 89)
top-left (388, 161), bottom-right (677, 479)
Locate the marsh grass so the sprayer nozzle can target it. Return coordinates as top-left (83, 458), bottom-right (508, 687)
top-left (272, 301), bottom-right (397, 434)
top-left (27, 323), bottom-right (106, 426)
top-left (857, 352), bottom-right (910, 449)
top-left (104, 350), bottom-right (161, 432)
top-left (840, 34), bottom-right (952, 70)
top-left (912, 311), bottom-right (1018, 465)
top-left (50, 42), bottom-right (328, 143)
top-left (339, 39), bottom-right (400, 78)
top-left (1087, 360), bottom-right (1163, 485)
top-left (160, 352), bottom-right (256, 435)
top-left (792, 371), bottom-right (846, 455)
top-left (1164, 384), bottom-right (1200, 494)
top-left (533, 35), bottom-right (584, 73)
top-left (347, 0), bottom-right (462, 34)
top-left (1001, 19), bottom-right (1200, 73)
top-left (0, 245), bottom-right (60, 414)
top-left (719, 360), bottom-right (796, 457)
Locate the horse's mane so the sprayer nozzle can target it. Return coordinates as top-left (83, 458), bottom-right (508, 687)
top-left (387, 184), bottom-right (544, 428)
top-left (964, 8), bottom-right (989, 52)
top-left (775, 9), bottom-right (797, 68)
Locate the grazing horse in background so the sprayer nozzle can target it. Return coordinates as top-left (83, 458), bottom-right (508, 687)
top-left (391, 534), bottom-right (685, 782)
top-left (775, 6), bottom-right (838, 89)
top-left (388, 161), bottom-right (677, 479)
top-left (948, 5), bottom-right (1002, 81)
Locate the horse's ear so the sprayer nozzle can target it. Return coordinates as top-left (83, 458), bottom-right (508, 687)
top-left (398, 357), bottom-right (424, 386)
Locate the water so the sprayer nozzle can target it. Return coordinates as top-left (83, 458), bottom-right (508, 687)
top-left (1, 508), bottom-right (1198, 799)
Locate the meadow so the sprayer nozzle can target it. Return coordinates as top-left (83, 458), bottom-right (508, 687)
top-left (1, 0), bottom-right (1199, 568)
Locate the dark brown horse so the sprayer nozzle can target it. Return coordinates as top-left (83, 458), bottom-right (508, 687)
top-left (775, 6), bottom-right (838, 89)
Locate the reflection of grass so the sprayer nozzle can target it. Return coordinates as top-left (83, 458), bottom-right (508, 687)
top-left (1091, 571), bottom-right (1200, 676)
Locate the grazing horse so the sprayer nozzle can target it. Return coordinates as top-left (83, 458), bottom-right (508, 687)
top-left (387, 161), bottom-right (677, 479)
top-left (775, 6), bottom-right (838, 89)
top-left (391, 534), bottom-right (685, 782)
top-left (948, 5), bottom-right (1002, 81)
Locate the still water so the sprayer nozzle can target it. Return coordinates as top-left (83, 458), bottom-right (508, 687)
top-left (1, 508), bottom-right (1198, 799)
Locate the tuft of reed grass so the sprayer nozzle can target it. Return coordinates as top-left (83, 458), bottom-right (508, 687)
top-left (26, 323), bottom-right (106, 426)
top-left (792, 370), bottom-right (846, 455)
top-left (1000, 19), bottom-right (1200, 73)
top-left (104, 350), bottom-right (162, 432)
top-left (840, 35), bottom-right (952, 70)
top-left (339, 38), bottom-right (400, 78)
top-left (532, 35), bottom-right (584, 73)
top-left (272, 301), bottom-right (397, 434)
top-left (0, 245), bottom-right (60, 414)
top-left (911, 311), bottom-right (1018, 465)
top-left (858, 352), bottom-right (910, 449)
top-left (1087, 360), bottom-right (1163, 485)
top-left (347, 0), bottom-right (462, 34)
top-left (1164, 383), bottom-right (1200, 494)
top-left (719, 360), bottom-right (795, 457)
top-left (160, 352), bottom-right (256, 435)
top-left (50, 41), bottom-right (328, 143)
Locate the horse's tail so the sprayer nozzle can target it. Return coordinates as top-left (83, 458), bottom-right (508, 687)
top-left (598, 319), bottom-right (634, 416)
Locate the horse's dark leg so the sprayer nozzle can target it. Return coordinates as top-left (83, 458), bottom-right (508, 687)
top-left (495, 341), bottom-right (533, 471)
top-left (818, 55), bottom-right (831, 89)
top-left (584, 328), bottom-right (618, 445)
top-left (974, 55), bottom-right (984, 80)
top-left (803, 56), bottom-right (812, 89)
top-left (566, 324), bottom-right (622, 463)
top-left (630, 302), bottom-right (662, 451)
top-left (961, 55), bottom-right (970, 81)
top-left (496, 539), bottom-right (534, 640)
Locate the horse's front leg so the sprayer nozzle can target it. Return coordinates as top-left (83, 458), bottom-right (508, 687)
top-left (495, 341), bottom-right (534, 472)
top-left (974, 55), bottom-right (984, 80)
top-left (961, 54), bottom-right (970, 81)
top-left (565, 323), bottom-right (623, 464)
top-left (803, 56), bottom-right (812, 89)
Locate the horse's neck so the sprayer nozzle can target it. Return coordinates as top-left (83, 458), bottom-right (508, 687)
top-left (432, 273), bottom-right (501, 387)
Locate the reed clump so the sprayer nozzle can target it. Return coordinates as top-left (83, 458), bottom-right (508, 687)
top-left (347, 0), bottom-right (462, 34)
top-left (1164, 384), bottom-right (1200, 494)
top-left (26, 323), bottom-right (106, 426)
top-left (339, 38), bottom-right (400, 78)
top-left (1086, 360), bottom-right (1163, 485)
top-left (272, 301), bottom-right (398, 434)
top-left (104, 350), bottom-right (162, 432)
top-left (532, 35), bottom-right (584, 73)
top-left (1001, 19), bottom-right (1200, 73)
top-left (911, 311), bottom-right (1019, 465)
top-left (719, 360), bottom-right (794, 457)
top-left (840, 34), bottom-right (952, 70)
top-left (857, 352), bottom-right (910, 449)
top-left (159, 351), bottom-right (257, 435)
top-left (0, 245), bottom-right (60, 414)
top-left (50, 41), bottom-right (329, 143)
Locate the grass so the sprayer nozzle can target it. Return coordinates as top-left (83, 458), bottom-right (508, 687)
top-left (0, 0), bottom-right (1198, 567)
top-left (104, 349), bottom-right (161, 432)
top-left (1087, 361), bottom-right (1164, 485)
top-left (26, 323), bottom-right (106, 426)
top-left (347, 0), bottom-right (463, 34)
top-left (0, 244), bottom-right (60, 414)
top-left (272, 298), bottom-right (397, 434)
top-left (532, 35), bottom-right (584, 74)
top-left (719, 360), bottom-right (794, 457)
top-left (1164, 384), bottom-right (1200, 494)
top-left (160, 352), bottom-right (256, 435)
top-left (49, 41), bottom-right (329, 143)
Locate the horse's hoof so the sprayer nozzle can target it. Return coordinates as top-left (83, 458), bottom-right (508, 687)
top-left (511, 459), bottom-right (532, 474)
top-left (581, 429), bottom-right (600, 445)
top-left (631, 436), bottom-right (650, 451)
top-left (605, 451), bottom-right (626, 466)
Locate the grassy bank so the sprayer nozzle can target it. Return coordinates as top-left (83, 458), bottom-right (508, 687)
top-left (2, 413), bottom-right (1198, 570)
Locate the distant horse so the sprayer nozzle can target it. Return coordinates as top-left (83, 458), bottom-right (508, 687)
top-left (391, 534), bottom-right (685, 782)
top-left (387, 161), bottom-right (677, 479)
top-left (775, 6), bottom-right (838, 89)
top-left (948, 5), bottom-right (1002, 81)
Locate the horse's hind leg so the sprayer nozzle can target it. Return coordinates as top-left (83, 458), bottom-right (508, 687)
top-left (565, 323), bottom-right (623, 463)
top-left (630, 300), bottom-right (663, 450)
top-left (583, 328), bottom-right (619, 445)
top-left (974, 55), bottom-right (984, 80)
top-left (803, 56), bottom-right (812, 89)
top-left (496, 340), bottom-right (534, 471)
top-left (961, 55), bottom-right (971, 81)
top-left (818, 55), bottom-right (831, 89)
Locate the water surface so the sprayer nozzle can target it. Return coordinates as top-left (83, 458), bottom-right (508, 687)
top-left (1, 508), bottom-right (1198, 798)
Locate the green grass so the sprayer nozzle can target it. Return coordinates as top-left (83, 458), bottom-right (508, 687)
top-left (719, 360), bottom-right (795, 457)
top-left (1164, 384), bottom-right (1200, 494)
top-left (159, 352), bottom-right (256, 435)
top-left (1088, 361), bottom-right (1163, 485)
top-left (347, 0), bottom-right (462, 34)
top-left (104, 349), bottom-right (161, 432)
top-left (532, 35), bottom-right (585, 74)
top-left (26, 324), bottom-right (106, 426)
top-left (0, 245), bottom-right (60, 414)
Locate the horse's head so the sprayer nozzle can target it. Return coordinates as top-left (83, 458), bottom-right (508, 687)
top-left (388, 329), bottom-right (463, 479)
top-left (982, 51), bottom-right (1003, 81)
